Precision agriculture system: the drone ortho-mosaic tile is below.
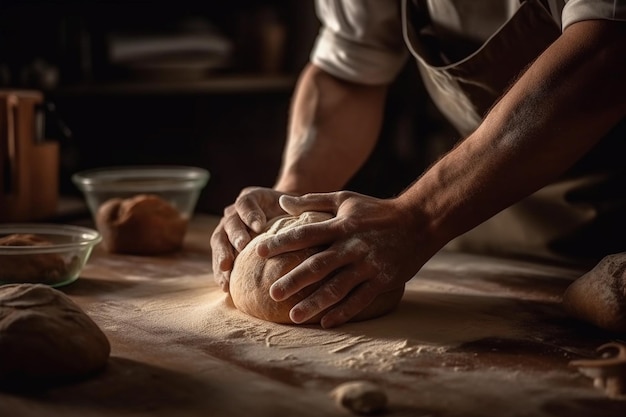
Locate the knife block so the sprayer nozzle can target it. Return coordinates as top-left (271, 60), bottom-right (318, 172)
top-left (0, 90), bottom-right (59, 222)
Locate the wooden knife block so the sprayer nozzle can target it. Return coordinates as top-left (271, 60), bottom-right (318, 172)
top-left (0, 90), bottom-right (59, 222)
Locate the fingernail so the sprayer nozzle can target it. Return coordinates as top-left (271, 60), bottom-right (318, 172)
top-left (256, 242), bottom-right (269, 257)
top-left (269, 283), bottom-right (284, 301)
top-left (289, 307), bottom-right (306, 324)
top-left (321, 317), bottom-right (337, 329)
top-left (251, 220), bottom-right (263, 233)
top-left (278, 194), bottom-right (292, 210)
top-left (234, 237), bottom-right (246, 251)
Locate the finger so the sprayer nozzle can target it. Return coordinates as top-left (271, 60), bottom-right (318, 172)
top-left (319, 281), bottom-right (381, 329)
top-left (269, 246), bottom-right (352, 301)
top-left (212, 254), bottom-right (231, 292)
top-left (216, 270), bottom-right (231, 292)
top-left (221, 213), bottom-right (254, 252)
top-left (256, 219), bottom-right (339, 257)
top-left (235, 188), bottom-right (270, 233)
top-left (288, 267), bottom-right (368, 324)
top-left (279, 193), bottom-right (344, 216)
top-left (211, 228), bottom-right (235, 292)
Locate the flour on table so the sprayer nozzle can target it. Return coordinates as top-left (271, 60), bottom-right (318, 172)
top-left (82, 256), bottom-right (535, 382)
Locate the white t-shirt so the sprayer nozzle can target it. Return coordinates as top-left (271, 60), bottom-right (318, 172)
top-left (311, 0), bottom-right (626, 85)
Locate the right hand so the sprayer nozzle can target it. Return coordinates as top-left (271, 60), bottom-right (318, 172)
top-left (210, 186), bottom-right (289, 292)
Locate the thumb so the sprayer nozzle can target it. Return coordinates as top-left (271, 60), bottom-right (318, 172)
top-left (278, 193), bottom-right (339, 216)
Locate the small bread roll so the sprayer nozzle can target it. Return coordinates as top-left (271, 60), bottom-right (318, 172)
top-left (229, 211), bottom-right (405, 324)
top-left (330, 380), bottom-right (388, 415)
top-left (96, 194), bottom-right (188, 255)
top-left (562, 253), bottom-right (626, 333)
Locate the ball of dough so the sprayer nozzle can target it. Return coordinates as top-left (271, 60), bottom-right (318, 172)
top-left (0, 284), bottom-right (111, 387)
top-left (0, 234), bottom-right (70, 284)
top-left (229, 211), bottom-right (405, 324)
top-left (96, 194), bottom-right (188, 255)
top-left (562, 253), bottom-right (626, 333)
top-left (330, 380), bottom-right (388, 415)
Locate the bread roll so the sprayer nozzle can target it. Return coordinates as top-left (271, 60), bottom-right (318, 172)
top-left (96, 194), bottom-right (188, 255)
top-left (562, 253), bottom-right (626, 333)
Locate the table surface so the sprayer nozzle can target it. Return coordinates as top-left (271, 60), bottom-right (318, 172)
top-left (1, 215), bottom-right (624, 417)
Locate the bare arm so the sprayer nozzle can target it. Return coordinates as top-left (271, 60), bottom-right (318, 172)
top-left (260, 19), bottom-right (626, 327)
top-left (398, 18), bottom-right (626, 255)
top-left (211, 63), bottom-right (389, 288)
top-left (274, 63), bottom-right (389, 194)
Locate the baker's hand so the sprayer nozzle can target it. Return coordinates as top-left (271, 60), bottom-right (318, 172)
top-left (210, 187), bottom-right (288, 292)
top-left (256, 191), bottom-right (429, 328)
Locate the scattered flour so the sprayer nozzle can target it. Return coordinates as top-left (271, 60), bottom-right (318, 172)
top-left (69, 246), bottom-right (600, 417)
top-left (81, 254), bottom-right (536, 382)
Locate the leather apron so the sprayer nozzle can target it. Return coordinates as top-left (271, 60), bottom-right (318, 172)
top-left (402, 0), bottom-right (626, 265)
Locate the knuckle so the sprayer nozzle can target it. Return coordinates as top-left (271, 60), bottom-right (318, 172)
top-left (244, 212), bottom-right (264, 226)
top-left (287, 225), bottom-right (307, 241)
top-left (223, 203), bottom-right (237, 216)
top-left (276, 275), bottom-right (299, 294)
top-left (339, 216), bottom-right (359, 234)
top-left (334, 307), bottom-right (352, 321)
top-left (240, 185), bottom-right (260, 196)
top-left (341, 238), bottom-right (368, 259)
top-left (322, 281), bottom-right (345, 301)
top-left (335, 190), bottom-right (353, 201)
top-left (300, 296), bottom-right (323, 314)
top-left (305, 254), bottom-right (328, 275)
top-left (210, 230), bottom-right (221, 246)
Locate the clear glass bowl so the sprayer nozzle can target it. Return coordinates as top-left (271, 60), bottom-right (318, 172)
top-left (72, 165), bottom-right (210, 220)
top-left (0, 224), bottom-right (102, 287)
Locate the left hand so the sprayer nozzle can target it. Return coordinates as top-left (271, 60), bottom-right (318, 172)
top-left (255, 191), bottom-right (433, 328)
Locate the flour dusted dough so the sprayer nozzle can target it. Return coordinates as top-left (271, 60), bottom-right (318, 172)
top-left (330, 380), bottom-right (388, 415)
top-left (0, 284), bottom-right (110, 386)
top-left (229, 211), bottom-right (405, 324)
top-left (562, 252), bottom-right (626, 333)
top-left (96, 194), bottom-right (188, 255)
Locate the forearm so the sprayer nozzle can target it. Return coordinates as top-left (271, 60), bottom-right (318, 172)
top-left (274, 63), bottom-right (388, 194)
top-left (397, 19), bottom-right (626, 254)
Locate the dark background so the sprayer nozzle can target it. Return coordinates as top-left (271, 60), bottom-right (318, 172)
top-left (0, 0), bottom-right (456, 216)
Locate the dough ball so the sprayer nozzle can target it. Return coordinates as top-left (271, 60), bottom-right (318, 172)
top-left (562, 252), bottom-right (626, 333)
top-left (0, 284), bottom-right (111, 387)
top-left (330, 380), bottom-right (388, 415)
top-left (0, 234), bottom-right (70, 284)
top-left (96, 194), bottom-right (188, 255)
top-left (229, 211), bottom-right (405, 324)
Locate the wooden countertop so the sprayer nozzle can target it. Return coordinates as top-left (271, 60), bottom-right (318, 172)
top-left (1, 215), bottom-right (624, 417)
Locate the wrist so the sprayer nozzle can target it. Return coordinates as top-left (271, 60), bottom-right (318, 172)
top-left (273, 176), bottom-right (305, 195)
top-left (391, 193), bottom-right (448, 262)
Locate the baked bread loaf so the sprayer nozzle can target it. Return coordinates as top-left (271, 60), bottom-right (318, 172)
top-left (96, 194), bottom-right (188, 255)
top-left (229, 211), bottom-right (405, 324)
top-left (0, 284), bottom-right (110, 387)
top-left (562, 253), bottom-right (626, 333)
top-left (0, 234), bottom-right (69, 284)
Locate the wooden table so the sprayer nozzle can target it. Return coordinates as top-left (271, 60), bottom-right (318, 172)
top-left (1, 215), bottom-right (624, 417)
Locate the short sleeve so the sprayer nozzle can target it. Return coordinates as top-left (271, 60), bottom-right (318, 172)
top-left (562, 0), bottom-right (626, 30)
top-left (310, 0), bottom-right (409, 85)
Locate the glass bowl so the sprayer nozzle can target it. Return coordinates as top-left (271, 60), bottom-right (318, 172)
top-left (0, 224), bottom-right (102, 287)
top-left (71, 165), bottom-right (210, 255)
top-left (72, 165), bottom-right (210, 218)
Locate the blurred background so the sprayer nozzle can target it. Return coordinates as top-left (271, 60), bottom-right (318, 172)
top-left (0, 0), bottom-right (457, 220)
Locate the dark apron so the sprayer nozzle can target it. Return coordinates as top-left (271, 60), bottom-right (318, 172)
top-left (402, 0), bottom-right (626, 265)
